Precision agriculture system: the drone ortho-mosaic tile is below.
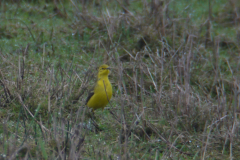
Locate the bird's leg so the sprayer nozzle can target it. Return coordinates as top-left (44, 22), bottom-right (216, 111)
top-left (89, 109), bottom-right (102, 132)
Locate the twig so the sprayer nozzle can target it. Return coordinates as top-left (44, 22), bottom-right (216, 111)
top-left (16, 93), bottom-right (49, 133)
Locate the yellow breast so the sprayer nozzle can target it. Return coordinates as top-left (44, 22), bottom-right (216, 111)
top-left (87, 77), bottom-right (112, 110)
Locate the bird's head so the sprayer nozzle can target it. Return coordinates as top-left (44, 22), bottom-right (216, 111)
top-left (98, 64), bottom-right (110, 78)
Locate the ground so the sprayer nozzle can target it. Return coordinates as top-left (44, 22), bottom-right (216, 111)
top-left (0, 0), bottom-right (240, 159)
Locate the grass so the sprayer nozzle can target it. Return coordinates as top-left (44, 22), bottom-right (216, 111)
top-left (0, 0), bottom-right (240, 159)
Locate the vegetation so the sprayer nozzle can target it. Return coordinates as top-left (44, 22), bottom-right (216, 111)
top-left (0, 0), bottom-right (240, 159)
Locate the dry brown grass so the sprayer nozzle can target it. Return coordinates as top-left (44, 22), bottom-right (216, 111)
top-left (0, 0), bottom-right (240, 159)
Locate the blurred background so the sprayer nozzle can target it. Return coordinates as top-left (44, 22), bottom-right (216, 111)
top-left (0, 0), bottom-right (240, 159)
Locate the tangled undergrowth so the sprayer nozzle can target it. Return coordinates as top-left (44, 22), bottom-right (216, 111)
top-left (0, 0), bottom-right (240, 159)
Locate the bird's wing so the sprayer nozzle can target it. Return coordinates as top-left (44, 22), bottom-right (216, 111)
top-left (85, 89), bottom-right (94, 105)
top-left (85, 82), bottom-right (100, 105)
top-left (86, 79), bottom-right (104, 105)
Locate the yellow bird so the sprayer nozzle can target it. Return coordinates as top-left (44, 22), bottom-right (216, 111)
top-left (86, 64), bottom-right (112, 111)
